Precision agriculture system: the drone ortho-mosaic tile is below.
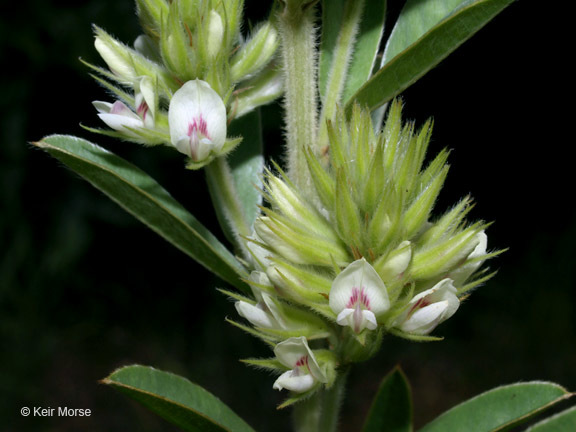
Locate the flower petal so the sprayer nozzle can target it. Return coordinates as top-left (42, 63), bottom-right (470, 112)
top-left (235, 301), bottom-right (277, 328)
top-left (274, 337), bottom-right (327, 383)
top-left (336, 308), bottom-right (378, 332)
top-left (395, 278), bottom-right (459, 335)
top-left (168, 79), bottom-right (227, 160)
top-left (399, 301), bottom-right (449, 334)
top-left (274, 336), bottom-right (311, 368)
top-left (273, 370), bottom-right (316, 393)
top-left (450, 231), bottom-right (488, 285)
top-left (329, 258), bottom-right (389, 316)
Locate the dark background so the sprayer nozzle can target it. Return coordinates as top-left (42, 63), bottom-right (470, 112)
top-left (1, 1), bottom-right (573, 431)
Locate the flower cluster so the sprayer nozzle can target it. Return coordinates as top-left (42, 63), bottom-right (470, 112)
top-left (87, 0), bottom-right (281, 168)
top-left (230, 101), bottom-right (499, 405)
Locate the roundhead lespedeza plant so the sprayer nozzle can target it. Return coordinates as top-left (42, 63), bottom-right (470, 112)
top-left (33, 0), bottom-right (576, 431)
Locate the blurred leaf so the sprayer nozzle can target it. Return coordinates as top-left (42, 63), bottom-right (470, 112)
top-left (319, 0), bottom-right (386, 105)
top-left (524, 405), bottom-right (576, 431)
top-left (342, 0), bottom-right (386, 103)
top-left (363, 366), bottom-right (412, 432)
top-left (318, 0), bottom-right (345, 103)
top-left (419, 382), bottom-right (572, 432)
top-left (34, 135), bottom-right (248, 291)
top-left (102, 365), bottom-right (256, 432)
top-left (208, 109), bottom-right (263, 246)
top-left (228, 110), bottom-right (264, 230)
top-left (346, 0), bottom-right (514, 113)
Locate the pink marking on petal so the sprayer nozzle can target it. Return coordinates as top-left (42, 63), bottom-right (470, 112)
top-left (137, 101), bottom-right (149, 120)
top-left (295, 355), bottom-right (309, 368)
top-left (110, 101), bottom-right (128, 115)
top-left (346, 286), bottom-right (371, 310)
top-left (186, 115), bottom-right (211, 160)
top-left (187, 116), bottom-right (210, 139)
top-left (407, 296), bottom-right (431, 317)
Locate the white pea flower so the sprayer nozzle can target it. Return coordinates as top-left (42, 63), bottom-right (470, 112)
top-left (273, 337), bottom-right (327, 393)
top-left (93, 100), bottom-right (144, 137)
top-left (450, 231), bottom-right (488, 286)
top-left (235, 272), bottom-right (286, 329)
top-left (329, 258), bottom-right (390, 333)
top-left (93, 77), bottom-right (155, 135)
top-left (168, 79), bottom-right (227, 162)
top-left (395, 278), bottom-right (460, 335)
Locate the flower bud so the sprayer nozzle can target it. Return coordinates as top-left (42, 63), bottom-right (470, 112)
top-left (231, 22), bottom-right (279, 82)
top-left (373, 240), bottom-right (412, 282)
top-left (206, 10), bottom-right (224, 59)
top-left (94, 29), bottom-right (137, 83)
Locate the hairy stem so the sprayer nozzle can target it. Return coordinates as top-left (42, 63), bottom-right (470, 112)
top-left (277, 0), bottom-right (319, 190)
top-left (293, 371), bottom-right (348, 432)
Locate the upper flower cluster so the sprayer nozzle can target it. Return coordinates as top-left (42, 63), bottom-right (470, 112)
top-left (231, 101), bottom-right (499, 403)
top-left (87, 0), bottom-right (281, 168)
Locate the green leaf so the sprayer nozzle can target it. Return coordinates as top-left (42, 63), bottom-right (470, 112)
top-left (525, 405), bottom-right (576, 432)
top-left (341, 0), bottom-right (386, 103)
top-left (346, 0), bottom-right (514, 113)
top-left (102, 365), bottom-right (256, 432)
top-left (34, 135), bottom-right (248, 291)
top-left (363, 366), bottom-right (413, 432)
top-left (419, 382), bottom-right (573, 432)
top-left (382, 0), bottom-right (471, 66)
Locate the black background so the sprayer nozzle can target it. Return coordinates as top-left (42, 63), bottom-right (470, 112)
top-left (1, 1), bottom-right (574, 431)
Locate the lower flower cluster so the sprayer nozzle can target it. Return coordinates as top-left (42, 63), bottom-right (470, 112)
top-left (227, 101), bottom-right (499, 406)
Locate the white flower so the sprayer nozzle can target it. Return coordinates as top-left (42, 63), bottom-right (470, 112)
top-left (134, 76), bottom-right (155, 128)
top-left (450, 231), bottom-right (488, 285)
top-left (273, 337), bottom-right (327, 393)
top-left (168, 79), bottom-right (227, 161)
top-left (93, 77), bottom-right (155, 135)
top-left (329, 258), bottom-right (390, 333)
top-left (395, 278), bottom-right (460, 335)
top-left (235, 272), bottom-right (286, 329)
top-left (93, 100), bottom-right (144, 137)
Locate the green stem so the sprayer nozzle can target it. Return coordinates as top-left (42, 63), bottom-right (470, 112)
top-left (205, 156), bottom-right (252, 258)
top-left (293, 371), bottom-right (348, 432)
top-left (277, 0), bottom-right (319, 190)
top-left (318, 0), bottom-right (365, 154)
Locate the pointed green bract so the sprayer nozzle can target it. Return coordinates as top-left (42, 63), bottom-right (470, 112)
top-left (103, 365), bottom-right (255, 432)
